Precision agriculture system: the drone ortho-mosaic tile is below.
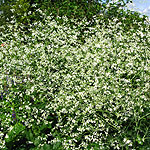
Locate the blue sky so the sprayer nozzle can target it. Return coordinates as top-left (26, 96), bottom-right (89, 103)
top-left (124, 0), bottom-right (150, 20)
top-left (100, 0), bottom-right (150, 22)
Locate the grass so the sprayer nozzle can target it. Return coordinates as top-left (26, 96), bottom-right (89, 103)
top-left (0, 10), bottom-right (150, 150)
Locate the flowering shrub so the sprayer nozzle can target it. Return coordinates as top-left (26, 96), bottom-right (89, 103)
top-left (0, 10), bottom-right (150, 150)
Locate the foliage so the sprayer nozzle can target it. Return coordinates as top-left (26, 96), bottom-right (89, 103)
top-left (10, 0), bottom-right (31, 24)
top-left (0, 1), bottom-right (133, 30)
top-left (0, 0), bottom-right (150, 44)
top-left (0, 9), bottom-right (150, 149)
top-left (0, 0), bottom-right (15, 27)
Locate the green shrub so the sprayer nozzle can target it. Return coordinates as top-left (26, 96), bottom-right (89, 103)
top-left (0, 9), bottom-right (150, 150)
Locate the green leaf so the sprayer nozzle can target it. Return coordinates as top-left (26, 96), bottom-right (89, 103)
top-left (53, 142), bottom-right (62, 149)
top-left (43, 144), bottom-right (52, 150)
top-left (25, 129), bottom-right (34, 142)
top-left (34, 136), bottom-right (41, 147)
top-left (136, 136), bottom-right (143, 145)
top-left (5, 123), bottom-right (25, 143)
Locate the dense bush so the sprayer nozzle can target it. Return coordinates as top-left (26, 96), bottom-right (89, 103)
top-left (0, 0), bottom-right (150, 44)
top-left (0, 8), bottom-right (150, 150)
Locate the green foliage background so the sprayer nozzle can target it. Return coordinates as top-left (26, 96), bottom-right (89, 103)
top-left (0, 0), bottom-right (150, 45)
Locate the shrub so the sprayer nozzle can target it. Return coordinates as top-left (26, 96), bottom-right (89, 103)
top-left (0, 9), bottom-right (150, 150)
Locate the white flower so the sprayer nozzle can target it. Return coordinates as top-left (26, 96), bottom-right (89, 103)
top-left (10, 9), bottom-right (15, 13)
top-left (123, 138), bottom-right (132, 146)
top-left (5, 134), bottom-right (9, 139)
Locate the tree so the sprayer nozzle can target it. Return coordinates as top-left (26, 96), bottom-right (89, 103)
top-left (0, 0), bottom-right (15, 25)
top-left (0, 0), bottom-right (132, 27)
top-left (0, 0), bottom-right (149, 45)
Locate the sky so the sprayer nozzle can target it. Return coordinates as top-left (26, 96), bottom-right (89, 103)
top-left (100, 0), bottom-right (150, 22)
top-left (124, 0), bottom-right (150, 21)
